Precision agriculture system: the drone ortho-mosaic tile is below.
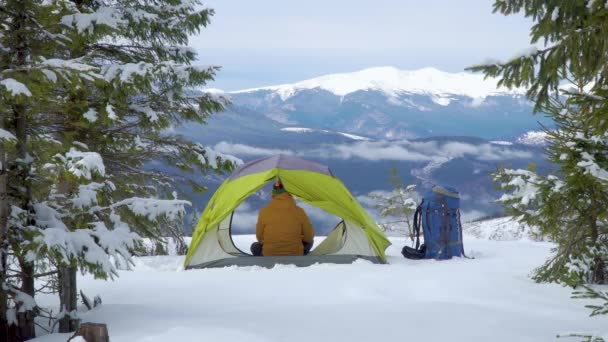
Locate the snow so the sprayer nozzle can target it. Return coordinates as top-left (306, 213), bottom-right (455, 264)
top-left (431, 95), bottom-right (451, 106)
top-left (490, 140), bottom-right (513, 146)
top-left (32, 203), bottom-right (139, 275)
top-left (577, 152), bottom-right (608, 181)
top-left (497, 169), bottom-right (540, 207)
top-left (0, 128), bottom-right (16, 141)
top-left (509, 46), bottom-right (540, 61)
top-left (199, 145), bottom-right (244, 168)
top-left (61, 7), bottom-right (127, 34)
top-left (59, 149), bottom-right (106, 180)
top-left (281, 127), bottom-right (371, 141)
top-left (517, 130), bottom-right (549, 146)
top-left (0, 78), bottom-right (32, 97)
top-left (111, 197), bottom-right (191, 221)
top-left (233, 66), bottom-right (526, 101)
top-left (72, 182), bottom-right (105, 209)
top-left (464, 216), bottom-right (539, 241)
top-left (106, 104), bottom-right (118, 120)
top-left (31, 230), bottom-right (607, 342)
top-left (83, 108), bottom-right (98, 122)
top-left (201, 88), bottom-right (231, 103)
top-left (129, 104), bottom-right (159, 122)
top-left (41, 69), bottom-right (58, 83)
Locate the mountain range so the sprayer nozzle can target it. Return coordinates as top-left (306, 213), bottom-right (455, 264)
top-left (216, 66), bottom-right (552, 140)
top-left (177, 66), bottom-right (554, 234)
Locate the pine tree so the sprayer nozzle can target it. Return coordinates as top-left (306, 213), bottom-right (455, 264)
top-left (0, 0), bottom-right (74, 337)
top-left (1, 0), bottom-right (240, 338)
top-left (0, 116), bottom-right (13, 338)
top-left (468, 1), bottom-right (608, 285)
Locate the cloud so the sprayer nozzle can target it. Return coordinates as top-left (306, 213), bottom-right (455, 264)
top-left (230, 202), bottom-right (259, 234)
top-left (213, 141), bottom-right (294, 157)
top-left (213, 139), bottom-right (533, 163)
top-left (307, 140), bottom-right (533, 162)
top-left (297, 202), bottom-right (342, 231)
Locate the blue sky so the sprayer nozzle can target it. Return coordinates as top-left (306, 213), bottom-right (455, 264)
top-left (190, 0), bottom-right (533, 91)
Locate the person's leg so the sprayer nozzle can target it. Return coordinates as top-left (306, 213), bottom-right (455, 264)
top-left (250, 242), bottom-right (263, 256)
top-left (303, 241), bottom-right (314, 255)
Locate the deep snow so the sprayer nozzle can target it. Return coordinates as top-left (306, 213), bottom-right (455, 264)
top-left (32, 229), bottom-right (607, 342)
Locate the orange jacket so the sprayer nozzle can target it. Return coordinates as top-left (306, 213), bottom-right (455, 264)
top-left (256, 193), bottom-right (314, 256)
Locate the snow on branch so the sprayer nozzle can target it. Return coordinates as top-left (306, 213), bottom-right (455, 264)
top-left (578, 152), bottom-right (608, 182)
top-left (61, 7), bottom-right (128, 34)
top-left (0, 128), bottom-right (15, 141)
top-left (496, 169), bottom-right (541, 206)
top-left (83, 108), bottom-right (98, 122)
top-left (41, 58), bottom-right (97, 72)
top-left (72, 182), bottom-right (105, 209)
top-left (0, 78), bottom-right (32, 97)
top-left (32, 203), bottom-right (139, 276)
top-left (111, 197), bottom-right (190, 221)
top-left (3, 284), bottom-right (38, 325)
top-left (55, 148), bottom-right (106, 180)
top-left (199, 145), bottom-right (243, 169)
top-left (101, 62), bottom-right (214, 84)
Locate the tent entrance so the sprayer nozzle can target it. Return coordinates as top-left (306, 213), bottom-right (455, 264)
top-left (187, 212), bottom-right (382, 269)
top-left (218, 211), bottom-right (350, 257)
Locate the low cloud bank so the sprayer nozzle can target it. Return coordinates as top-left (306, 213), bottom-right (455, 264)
top-left (214, 140), bottom-right (533, 163)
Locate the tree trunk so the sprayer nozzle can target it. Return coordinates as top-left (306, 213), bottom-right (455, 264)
top-left (589, 213), bottom-right (606, 284)
top-left (69, 322), bottom-right (109, 342)
top-left (0, 107), bottom-right (10, 341)
top-left (10, 4), bottom-right (37, 339)
top-left (14, 257), bottom-right (35, 341)
top-left (58, 266), bottom-right (79, 332)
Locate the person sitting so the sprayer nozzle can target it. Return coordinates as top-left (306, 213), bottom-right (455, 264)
top-left (250, 181), bottom-right (314, 256)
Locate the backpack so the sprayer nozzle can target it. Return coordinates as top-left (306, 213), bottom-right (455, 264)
top-left (401, 185), bottom-right (465, 260)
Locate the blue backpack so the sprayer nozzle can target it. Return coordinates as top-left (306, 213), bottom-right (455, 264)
top-left (402, 185), bottom-right (466, 260)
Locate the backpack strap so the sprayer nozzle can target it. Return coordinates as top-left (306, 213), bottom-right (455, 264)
top-left (413, 203), bottom-right (422, 249)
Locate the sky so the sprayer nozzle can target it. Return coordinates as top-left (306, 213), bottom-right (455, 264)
top-left (190, 0), bottom-right (533, 91)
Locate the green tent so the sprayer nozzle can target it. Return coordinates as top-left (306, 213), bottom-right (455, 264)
top-left (185, 154), bottom-right (391, 269)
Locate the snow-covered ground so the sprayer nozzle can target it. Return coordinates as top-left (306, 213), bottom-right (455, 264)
top-left (32, 222), bottom-right (607, 342)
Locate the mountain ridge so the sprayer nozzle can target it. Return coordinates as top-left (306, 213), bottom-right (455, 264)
top-left (227, 66), bottom-right (526, 101)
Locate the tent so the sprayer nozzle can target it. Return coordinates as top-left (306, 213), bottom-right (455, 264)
top-left (184, 154), bottom-right (392, 269)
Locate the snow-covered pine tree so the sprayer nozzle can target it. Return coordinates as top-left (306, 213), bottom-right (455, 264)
top-left (30, 0), bottom-right (240, 334)
top-left (1, 0), bottom-right (241, 337)
top-left (0, 0), bottom-right (83, 337)
top-left (468, 1), bottom-right (608, 286)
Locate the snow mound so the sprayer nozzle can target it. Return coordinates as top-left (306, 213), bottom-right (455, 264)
top-left (463, 216), bottom-right (539, 241)
top-left (233, 66), bottom-right (525, 101)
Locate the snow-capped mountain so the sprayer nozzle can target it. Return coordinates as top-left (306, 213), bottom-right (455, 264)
top-left (233, 66), bottom-right (524, 102)
top-left (220, 66), bottom-right (551, 140)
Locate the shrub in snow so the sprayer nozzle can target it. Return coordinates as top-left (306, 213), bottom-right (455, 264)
top-left (370, 168), bottom-right (419, 240)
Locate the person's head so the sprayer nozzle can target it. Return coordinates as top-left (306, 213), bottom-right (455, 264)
top-left (272, 180), bottom-right (288, 197)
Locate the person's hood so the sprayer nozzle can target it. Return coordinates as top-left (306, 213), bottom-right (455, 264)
top-left (269, 192), bottom-right (296, 208)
